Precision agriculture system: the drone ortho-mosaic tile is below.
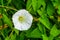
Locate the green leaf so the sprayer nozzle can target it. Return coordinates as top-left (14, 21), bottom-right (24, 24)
top-left (39, 17), bottom-right (51, 29)
top-left (37, 23), bottom-right (46, 34)
top-left (20, 32), bottom-right (25, 40)
top-left (55, 37), bottom-right (60, 40)
top-left (47, 2), bottom-right (54, 16)
top-left (5, 37), bottom-right (10, 40)
top-left (26, 28), bottom-right (42, 38)
top-left (7, 0), bottom-right (12, 5)
top-left (32, 0), bottom-right (37, 11)
top-left (48, 35), bottom-right (54, 40)
top-left (12, 0), bottom-right (25, 9)
top-left (50, 24), bottom-right (60, 37)
top-left (32, 0), bottom-right (45, 11)
top-left (51, 0), bottom-right (60, 7)
top-left (37, 10), bottom-right (47, 18)
top-left (26, 0), bottom-right (32, 10)
top-left (37, 10), bottom-right (52, 29)
top-left (49, 25), bottom-right (60, 40)
top-left (37, 0), bottom-right (45, 9)
top-left (37, 0), bottom-right (41, 9)
top-left (2, 28), bottom-right (11, 37)
top-left (42, 34), bottom-right (48, 40)
top-left (57, 5), bottom-right (60, 15)
top-left (5, 33), bottom-right (16, 40)
top-left (1, 0), bottom-right (4, 6)
top-left (2, 14), bottom-right (13, 28)
top-left (14, 28), bottom-right (19, 35)
top-left (10, 33), bottom-right (16, 40)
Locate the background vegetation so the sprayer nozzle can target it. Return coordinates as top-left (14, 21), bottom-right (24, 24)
top-left (0, 0), bottom-right (60, 40)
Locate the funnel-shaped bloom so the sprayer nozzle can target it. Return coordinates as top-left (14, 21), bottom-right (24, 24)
top-left (12, 9), bottom-right (33, 31)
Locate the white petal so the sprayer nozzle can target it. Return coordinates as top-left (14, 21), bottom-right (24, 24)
top-left (12, 9), bottom-right (33, 31)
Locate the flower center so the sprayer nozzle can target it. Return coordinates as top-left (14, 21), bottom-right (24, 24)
top-left (18, 16), bottom-right (25, 23)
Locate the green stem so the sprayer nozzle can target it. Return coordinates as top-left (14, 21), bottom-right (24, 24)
top-left (0, 5), bottom-right (18, 11)
top-left (0, 32), bottom-right (5, 38)
top-left (9, 30), bottom-right (14, 37)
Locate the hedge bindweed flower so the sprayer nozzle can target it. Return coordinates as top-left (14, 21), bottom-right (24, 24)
top-left (12, 9), bottom-right (33, 31)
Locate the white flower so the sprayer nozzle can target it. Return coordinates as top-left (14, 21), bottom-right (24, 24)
top-left (12, 9), bottom-right (33, 31)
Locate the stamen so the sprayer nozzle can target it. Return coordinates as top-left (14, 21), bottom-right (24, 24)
top-left (18, 16), bottom-right (25, 23)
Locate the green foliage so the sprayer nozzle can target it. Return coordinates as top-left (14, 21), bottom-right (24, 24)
top-left (47, 2), bottom-right (54, 16)
top-left (32, 0), bottom-right (37, 11)
top-left (0, 0), bottom-right (60, 40)
top-left (2, 14), bottom-right (13, 28)
top-left (0, 19), bottom-right (3, 26)
top-left (37, 10), bottom-right (52, 29)
top-left (26, 28), bottom-right (42, 38)
top-left (42, 35), bottom-right (48, 40)
top-left (19, 32), bottom-right (25, 40)
top-left (50, 24), bottom-right (60, 37)
top-left (26, 0), bottom-right (32, 10)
